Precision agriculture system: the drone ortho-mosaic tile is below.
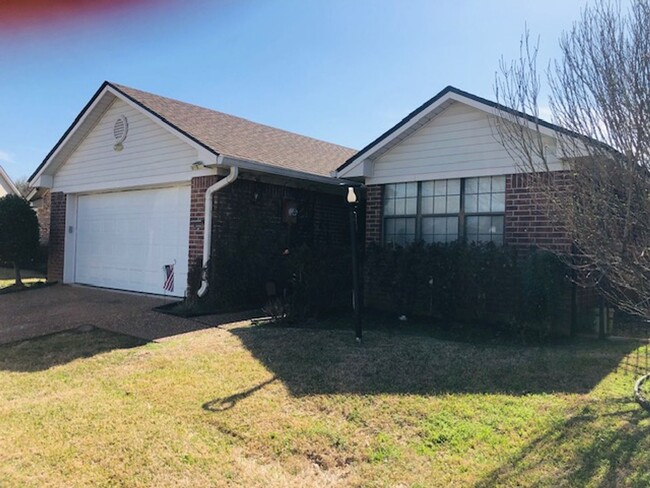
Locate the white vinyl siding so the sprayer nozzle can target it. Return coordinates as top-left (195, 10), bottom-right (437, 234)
top-left (53, 98), bottom-right (199, 193)
top-left (0, 175), bottom-right (16, 196)
top-left (370, 101), bottom-right (560, 185)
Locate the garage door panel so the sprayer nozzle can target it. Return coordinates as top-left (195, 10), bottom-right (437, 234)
top-left (75, 186), bottom-right (190, 296)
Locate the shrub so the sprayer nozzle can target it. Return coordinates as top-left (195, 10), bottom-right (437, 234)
top-left (0, 195), bottom-right (40, 285)
top-left (366, 241), bottom-right (518, 323)
top-left (282, 243), bottom-right (351, 320)
top-left (366, 241), bottom-right (568, 333)
top-left (517, 250), bottom-right (567, 337)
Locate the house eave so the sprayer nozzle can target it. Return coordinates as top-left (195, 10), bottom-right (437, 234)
top-left (207, 155), bottom-right (357, 188)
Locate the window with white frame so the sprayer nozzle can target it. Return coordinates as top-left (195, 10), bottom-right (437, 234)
top-left (383, 176), bottom-right (506, 246)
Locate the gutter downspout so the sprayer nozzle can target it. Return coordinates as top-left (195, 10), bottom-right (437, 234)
top-left (197, 158), bottom-right (238, 297)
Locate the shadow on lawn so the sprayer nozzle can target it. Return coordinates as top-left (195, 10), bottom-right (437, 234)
top-left (474, 397), bottom-right (650, 487)
top-left (230, 325), bottom-right (640, 397)
top-left (0, 328), bottom-right (147, 372)
top-left (203, 377), bottom-right (278, 412)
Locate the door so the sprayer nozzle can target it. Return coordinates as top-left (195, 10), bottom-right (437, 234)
top-left (74, 186), bottom-right (190, 296)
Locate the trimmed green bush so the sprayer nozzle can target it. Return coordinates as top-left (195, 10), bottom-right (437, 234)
top-left (366, 242), bottom-right (569, 335)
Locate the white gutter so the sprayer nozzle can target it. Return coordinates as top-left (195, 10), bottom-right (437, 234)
top-left (197, 158), bottom-right (239, 297)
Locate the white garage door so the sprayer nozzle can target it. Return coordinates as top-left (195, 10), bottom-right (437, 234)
top-left (75, 186), bottom-right (190, 297)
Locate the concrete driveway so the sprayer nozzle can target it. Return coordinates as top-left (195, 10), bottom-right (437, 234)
top-left (0, 284), bottom-right (259, 345)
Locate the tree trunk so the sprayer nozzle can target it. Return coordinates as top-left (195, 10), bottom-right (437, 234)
top-left (13, 262), bottom-right (25, 288)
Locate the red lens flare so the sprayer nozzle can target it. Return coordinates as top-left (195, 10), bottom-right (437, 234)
top-left (0, 0), bottom-right (167, 30)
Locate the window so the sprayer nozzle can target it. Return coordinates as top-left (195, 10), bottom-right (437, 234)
top-left (383, 182), bottom-right (417, 246)
top-left (383, 176), bottom-right (506, 246)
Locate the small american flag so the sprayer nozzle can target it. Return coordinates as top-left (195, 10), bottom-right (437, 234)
top-left (163, 263), bottom-right (174, 292)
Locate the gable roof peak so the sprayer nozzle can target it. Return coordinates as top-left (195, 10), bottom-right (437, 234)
top-left (30, 81), bottom-right (357, 183)
top-left (108, 82), bottom-right (357, 176)
top-left (336, 84), bottom-right (571, 174)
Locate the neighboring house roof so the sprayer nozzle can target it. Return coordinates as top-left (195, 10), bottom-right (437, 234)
top-left (336, 85), bottom-right (581, 176)
top-left (0, 165), bottom-right (20, 196)
top-left (29, 81), bottom-right (356, 185)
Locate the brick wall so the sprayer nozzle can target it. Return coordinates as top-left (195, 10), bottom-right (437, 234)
top-left (211, 178), bottom-right (348, 254)
top-left (187, 176), bottom-right (349, 298)
top-left (47, 192), bottom-right (66, 282)
top-left (196, 177), bottom-right (350, 306)
top-left (504, 173), bottom-right (571, 255)
top-left (365, 185), bottom-right (383, 244)
top-left (188, 175), bottom-right (219, 271)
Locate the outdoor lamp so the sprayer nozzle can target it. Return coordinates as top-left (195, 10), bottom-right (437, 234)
top-left (347, 186), bottom-right (358, 204)
top-left (346, 185), bottom-right (362, 343)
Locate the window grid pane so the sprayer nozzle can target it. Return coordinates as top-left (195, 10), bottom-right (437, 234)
top-left (465, 215), bottom-right (504, 244)
top-left (384, 183), bottom-right (418, 216)
top-left (422, 216), bottom-right (459, 244)
top-left (383, 177), bottom-right (505, 245)
top-left (463, 176), bottom-right (506, 244)
top-left (464, 176), bottom-right (506, 213)
top-left (385, 217), bottom-right (417, 246)
top-left (422, 178), bottom-right (461, 217)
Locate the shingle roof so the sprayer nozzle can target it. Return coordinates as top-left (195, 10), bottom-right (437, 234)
top-left (110, 83), bottom-right (357, 177)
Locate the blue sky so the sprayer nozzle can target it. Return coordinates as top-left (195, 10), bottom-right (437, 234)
top-left (0, 0), bottom-right (590, 182)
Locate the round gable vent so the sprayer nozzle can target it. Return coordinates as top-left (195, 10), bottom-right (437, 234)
top-left (113, 115), bottom-right (128, 151)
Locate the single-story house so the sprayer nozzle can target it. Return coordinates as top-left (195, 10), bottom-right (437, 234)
top-left (28, 81), bottom-right (356, 297)
top-left (0, 165), bottom-right (20, 197)
top-left (27, 81), bottom-right (597, 329)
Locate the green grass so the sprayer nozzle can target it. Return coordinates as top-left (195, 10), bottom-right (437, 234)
top-left (0, 322), bottom-right (648, 487)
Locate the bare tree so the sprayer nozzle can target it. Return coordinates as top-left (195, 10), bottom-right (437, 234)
top-left (495, 0), bottom-right (650, 320)
top-left (13, 177), bottom-right (30, 198)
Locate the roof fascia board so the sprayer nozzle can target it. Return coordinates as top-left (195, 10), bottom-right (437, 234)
top-left (454, 93), bottom-right (560, 139)
top-left (30, 84), bottom-right (220, 185)
top-left (214, 156), bottom-right (354, 187)
top-left (0, 166), bottom-right (20, 195)
top-left (29, 83), bottom-right (114, 183)
top-left (105, 85), bottom-right (219, 165)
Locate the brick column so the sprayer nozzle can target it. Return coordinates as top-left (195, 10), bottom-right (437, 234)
top-left (188, 175), bottom-right (219, 271)
top-left (365, 185), bottom-right (383, 245)
top-left (47, 192), bottom-right (66, 282)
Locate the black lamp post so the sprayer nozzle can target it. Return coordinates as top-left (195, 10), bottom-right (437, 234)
top-left (347, 186), bottom-right (362, 343)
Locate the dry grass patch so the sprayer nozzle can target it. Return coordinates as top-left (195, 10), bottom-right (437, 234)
top-left (0, 322), bottom-right (647, 487)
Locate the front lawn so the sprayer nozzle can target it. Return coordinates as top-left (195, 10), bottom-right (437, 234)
top-left (0, 322), bottom-right (648, 487)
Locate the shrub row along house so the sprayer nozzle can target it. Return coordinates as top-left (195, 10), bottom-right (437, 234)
top-left (28, 82), bottom-right (592, 331)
